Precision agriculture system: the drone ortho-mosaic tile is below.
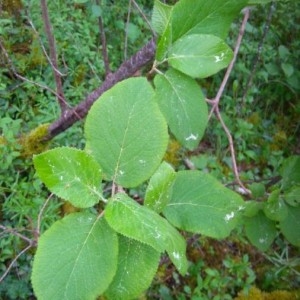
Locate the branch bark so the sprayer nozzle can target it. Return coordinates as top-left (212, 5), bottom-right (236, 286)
top-left (45, 38), bottom-right (156, 140)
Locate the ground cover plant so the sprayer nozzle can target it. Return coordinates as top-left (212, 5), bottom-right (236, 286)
top-left (0, 0), bottom-right (299, 299)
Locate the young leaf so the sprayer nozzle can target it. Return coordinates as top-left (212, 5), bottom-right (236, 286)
top-left (163, 171), bottom-right (245, 239)
top-left (248, 0), bottom-right (283, 4)
top-left (168, 34), bottom-right (233, 78)
top-left (244, 211), bottom-right (277, 251)
top-left (33, 147), bottom-right (102, 208)
top-left (154, 69), bottom-right (208, 150)
top-left (104, 235), bottom-right (160, 300)
top-left (145, 161), bottom-right (176, 213)
top-left (85, 77), bottom-right (168, 188)
top-left (152, 0), bottom-right (173, 61)
top-left (263, 190), bottom-right (288, 221)
top-left (105, 193), bottom-right (188, 275)
top-left (280, 155), bottom-right (300, 190)
top-left (283, 187), bottom-right (300, 207)
top-left (279, 205), bottom-right (300, 247)
top-left (151, 0), bottom-right (173, 36)
top-left (242, 201), bottom-right (263, 217)
top-left (170, 0), bottom-right (248, 41)
top-left (31, 213), bottom-right (118, 300)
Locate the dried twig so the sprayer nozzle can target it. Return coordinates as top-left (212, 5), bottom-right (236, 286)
top-left (26, 18), bottom-right (67, 77)
top-left (132, 0), bottom-right (155, 35)
top-left (0, 225), bottom-right (33, 245)
top-left (0, 243), bottom-right (33, 284)
top-left (95, 0), bottom-right (111, 76)
top-left (40, 0), bottom-right (67, 112)
top-left (36, 193), bottom-right (54, 237)
top-left (0, 39), bottom-right (65, 102)
top-left (124, 0), bottom-right (133, 60)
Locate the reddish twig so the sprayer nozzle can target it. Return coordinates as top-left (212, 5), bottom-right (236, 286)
top-left (95, 0), bottom-right (111, 76)
top-left (40, 0), bottom-right (67, 112)
top-left (207, 8), bottom-right (251, 195)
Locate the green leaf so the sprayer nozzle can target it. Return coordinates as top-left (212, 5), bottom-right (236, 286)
top-left (152, 0), bottom-right (173, 61)
top-left (145, 161), bottom-right (176, 213)
top-left (151, 0), bottom-right (173, 36)
top-left (32, 213), bottom-right (118, 300)
top-left (85, 78), bottom-right (168, 188)
top-left (91, 4), bottom-right (102, 17)
top-left (105, 193), bottom-right (188, 275)
top-left (170, 0), bottom-right (248, 41)
top-left (163, 171), bottom-right (245, 239)
top-left (105, 235), bottom-right (160, 300)
top-left (281, 63), bottom-right (294, 78)
top-left (280, 156), bottom-right (300, 190)
top-left (248, 0), bottom-right (283, 4)
top-left (33, 147), bottom-right (102, 208)
top-left (126, 22), bottom-right (140, 43)
top-left (154, 69), bottom-right (208, 150)
top-left (279, 205), bottom-right (300, 247)
top-left (283, 187), bottom-right (300, 207)
top-left (168, 34), bottom-right (233, 78)
top-left (249, 182), bottom-right (265, 198)
top-left (244, 211), bottom-right (277, 251)
top-left (263, 190), bottom-right (288, 221)
top-left (242, 201), bottom-right (263, 217)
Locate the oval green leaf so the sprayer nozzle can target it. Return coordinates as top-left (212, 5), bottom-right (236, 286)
top-left (280, 155), bottom-right (300, 190)
top-left (105, 235), bottom-right (160, 300)
top-left (263, 190), bottom-right (288, 221)
top-left (283, 187), bottom-right (300, 207)
top-left (154, 69), bottom-right (208, 150)
top-left (244, 211), bottom-right (277, 251)
top-left (279, 205), bottom-right (300, 247)
top-left (31, 213), bottom-right (118, 300)
top-left (170, 0), bottom-right (248, 40)
top-left (168, 34), bottom-right (233, 78)
top-left (85, 77), bottom-right (168, 188)
top-left (105, 193), bottom-right (188, 275)
top-left (163, 171), bottom-right (245, 239)
top-left (33, 147), bottom-right (102, 208)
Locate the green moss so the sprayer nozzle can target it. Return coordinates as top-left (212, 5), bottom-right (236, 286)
top-left (235, 286), bottom-right (300, 300)
top-left (20, 124), bottom-right (50, 157)
top-left (2, 0), bottom-right (23, 16)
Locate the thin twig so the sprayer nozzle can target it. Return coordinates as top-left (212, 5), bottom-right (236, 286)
top-left (26, 18), bottom-right (67, 77)
top-left (36, 193), bottom-right (54, 237)
top-left (40, 0), bottom-right (67, 112)
top-left (0, 225), bottom-right (33, 245)
top-left (96, 0), bottom-right (111, 76)
top-left (0, 243), bottom-right (33, 284)
top-left (132, 0), bottom-right (155, 36)
top-left (0, 38), bottom-right (65, 102)
top-left (208, 8), bottom-right (251, 195)
top-left (124, 0), bottom-right (133, 60)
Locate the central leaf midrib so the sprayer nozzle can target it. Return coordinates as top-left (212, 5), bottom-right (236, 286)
top-left (112, 103), bottom-right (137, 184)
